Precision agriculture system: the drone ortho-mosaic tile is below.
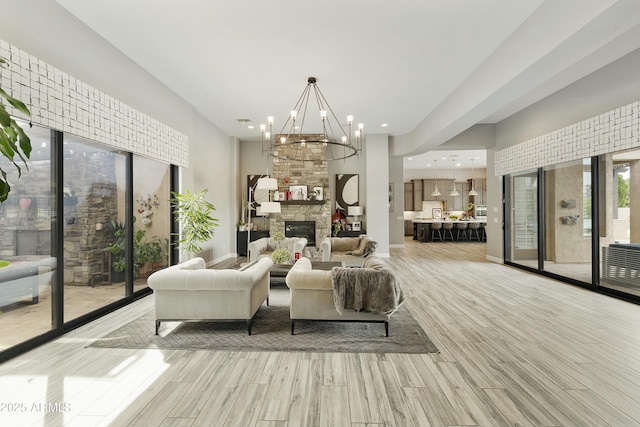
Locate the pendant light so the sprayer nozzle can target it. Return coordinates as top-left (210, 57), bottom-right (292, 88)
top-left (431, 159), bottom-right (441, 197)
top-left (449, 158), bottom-right (459, 196)
top-left (469, 158), bottom-right (478, 196)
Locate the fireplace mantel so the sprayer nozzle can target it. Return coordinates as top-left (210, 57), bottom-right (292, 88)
top-left (279, 200), bottom-right (324, 206)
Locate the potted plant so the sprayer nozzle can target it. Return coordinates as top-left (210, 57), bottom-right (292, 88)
top-left (236, 220), bottom-right (248, 231)
top-left (271, 248), bottom-right (292, 264)
top-left (105, 219), bottom-right (126, 282)
top-left (133, 229), bottom-right (163, 277)
top-left (271, 231), bottom-right (286, 247)
top-left (0, 58), bottom-right (32, 203)
top-left (170, 188), bottom-right (220, 258)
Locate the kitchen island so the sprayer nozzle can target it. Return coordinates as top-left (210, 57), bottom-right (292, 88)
top-left (412, 219), bottom-right (486, 242)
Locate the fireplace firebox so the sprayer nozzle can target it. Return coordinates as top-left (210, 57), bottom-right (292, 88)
top-left (285, 221), bottom-right (315, 247)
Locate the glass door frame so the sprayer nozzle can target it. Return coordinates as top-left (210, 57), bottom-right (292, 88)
top-left (503, 156), bottom-right (607, 292)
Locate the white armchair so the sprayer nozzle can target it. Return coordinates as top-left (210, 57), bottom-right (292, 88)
top-left (319, 236), bottom-right (378, 267)
top-left (248, 237), bottom-right (308, 263)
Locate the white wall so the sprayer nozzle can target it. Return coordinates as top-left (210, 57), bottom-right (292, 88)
top-left (365, 135), bottom-right (390, 257)
top-left (0, 1), bottom-right (194, 135)
top-left (389, 156), bottom-right (405, 247)
top-left (182, 114), bottom-right (237, 264)
top-left (496, 48), bottom-right (640, 149)
top-left (1, 1), bottom-right (237, 264)
top-left (484, 47), bottom-right (640, 262)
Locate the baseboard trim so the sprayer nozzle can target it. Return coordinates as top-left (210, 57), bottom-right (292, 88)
top-left (486, 255), bottom-right (503, 264)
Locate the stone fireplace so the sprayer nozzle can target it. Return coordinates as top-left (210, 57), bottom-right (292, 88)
top-left (285, 221), bottom-right (316, 247)
top-left (268, 135), bottom-right (331, 245)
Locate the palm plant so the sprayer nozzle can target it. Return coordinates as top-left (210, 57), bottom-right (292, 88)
top-left (170, 188), bottom-right (220, 257)
top-left (0, 58), bottom-right (32, 203)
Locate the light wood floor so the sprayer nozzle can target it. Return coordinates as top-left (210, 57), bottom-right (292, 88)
top-left (1, 238), bottom-right (640, 426)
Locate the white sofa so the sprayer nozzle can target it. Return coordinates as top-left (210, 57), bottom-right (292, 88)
top-left (285, 256), bottom-right (403, 336)
top-left (248, 237), bottom-right (308, 263)
top-left (147, 256), bottom-right (273, 335)
top-left (0, 257), bottom-right (55, 308)
top-left (319, 236), bottom-right (378, 267)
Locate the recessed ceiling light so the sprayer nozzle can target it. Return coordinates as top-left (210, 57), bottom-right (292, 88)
top-left (247, 125), bottom-right (254, 129)
top-left (381, 123), bottom-right (388, 127)
top-left (408, 157), bottom-right (413, 161)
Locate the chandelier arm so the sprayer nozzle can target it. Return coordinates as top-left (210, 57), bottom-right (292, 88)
top-left (314, 83), bottom-right (351, 141)
top-left (297, 84), bottom-right (312, 138)
top-left (278, 82), bottom-right (311, 141)
top-left (311, 84), bottom-right (329, 140)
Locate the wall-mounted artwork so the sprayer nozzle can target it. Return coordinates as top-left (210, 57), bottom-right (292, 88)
top-left (336, 174), bottom-right (359, 211)
top-left (289, 185), bottom-right (307, 201)
top-left (248, 174), bottom-right (267, 217)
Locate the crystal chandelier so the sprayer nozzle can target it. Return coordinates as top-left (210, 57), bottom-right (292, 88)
top-left (260, 77), bottom-right (364, 161)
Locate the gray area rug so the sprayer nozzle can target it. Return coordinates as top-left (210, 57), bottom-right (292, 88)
top-left (90, 287), bottom-right (438, 354)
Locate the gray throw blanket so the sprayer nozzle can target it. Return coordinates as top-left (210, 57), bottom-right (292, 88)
top-left (331, 267), bottom-right (405, 315)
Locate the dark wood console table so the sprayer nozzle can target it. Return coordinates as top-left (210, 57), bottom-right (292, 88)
top-left (237, 230), bottom-right (270, 256)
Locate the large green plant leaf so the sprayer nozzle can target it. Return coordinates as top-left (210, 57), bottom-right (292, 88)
top-left (0, 58), bottom-right (32, 203)
top-left (170, 188), bottom-right (220, 256)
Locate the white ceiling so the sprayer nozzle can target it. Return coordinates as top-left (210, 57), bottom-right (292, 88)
top-left (404, 150), bottom-right (487, 170)
top-left (55, 0), bottom-right (640, 164)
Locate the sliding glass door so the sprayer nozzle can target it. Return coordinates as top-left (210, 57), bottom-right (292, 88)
top-left (509, 171), bottom-right (538, 267)
top-left (0, 125), bottom-right (55, 351)
top-left (62, 134), bottom-right (128, 322)
top-left (542, 159), bottom-right (593, 283)
top-left (599, 148), bottom-right (640, 297)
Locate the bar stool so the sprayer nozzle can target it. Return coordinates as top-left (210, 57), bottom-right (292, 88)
top-left (468, 222), bottom-right (481, 241)
top-left (430, 222), bottom-right (443, 242)
top-left (455, 222), bottom-right (468, 241)
top-left (479, 223), bottom-right (487, 242)
top-left (442, 222), bottom-right (455, 241)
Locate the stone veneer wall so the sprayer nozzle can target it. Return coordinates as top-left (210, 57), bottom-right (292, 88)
top-left (62, 154), bottom-right (119, 284)
top-left (269, 139), bottom-right (331, 245)
top-left (0, 152), bottom-right (118, 284)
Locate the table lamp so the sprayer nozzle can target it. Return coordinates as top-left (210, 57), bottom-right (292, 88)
top-left (348, 205), bottom-right (364, 232)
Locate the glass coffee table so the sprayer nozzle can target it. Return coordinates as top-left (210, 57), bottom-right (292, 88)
top-left (270, 261), bottom-right (344, 285)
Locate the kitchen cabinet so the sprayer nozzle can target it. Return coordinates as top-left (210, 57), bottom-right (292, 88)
top-left (412, 179), bottom-right (423, 211)
top-left (404, 182), bottom-right (413, 211)
top-left (444, 182), bottom-right (466, 211)
top-left (468, 178), bottom-right (486, 205)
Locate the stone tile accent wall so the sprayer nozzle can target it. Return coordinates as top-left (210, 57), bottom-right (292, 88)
top-left (0, 39), bottom-right (188, 167)
top-left (495, 100), bottom-right (640, 176)
top-left (269, 138), bottom-right (332, 244)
